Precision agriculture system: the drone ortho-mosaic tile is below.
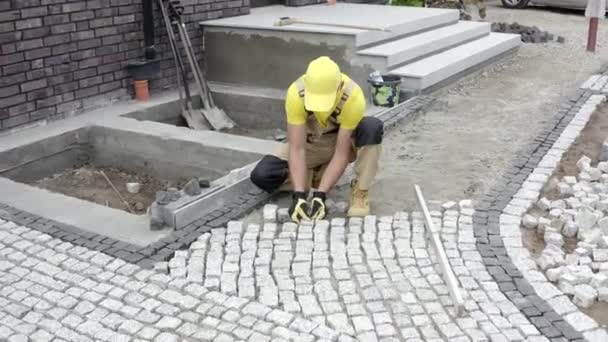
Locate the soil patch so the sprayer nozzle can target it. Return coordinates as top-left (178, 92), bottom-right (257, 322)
top-left (32, 165), bottom-right (185, 215)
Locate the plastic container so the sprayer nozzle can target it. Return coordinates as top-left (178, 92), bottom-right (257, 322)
top-left (134, 80), bottom-right (150, 102)
top-left (368, 74), bottom-right (402, 108)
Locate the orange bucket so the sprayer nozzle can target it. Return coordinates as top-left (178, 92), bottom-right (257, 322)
top-left (134, 80), bottom-right (149, 101)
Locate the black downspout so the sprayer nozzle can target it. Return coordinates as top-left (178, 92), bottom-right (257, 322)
top-left (143, 0), bottom-right (156, 60)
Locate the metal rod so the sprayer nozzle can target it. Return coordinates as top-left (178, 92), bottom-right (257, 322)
top-left (100, 170), bottom-right (134, 213)
top-left (414, 184), bottom-right (465, 316)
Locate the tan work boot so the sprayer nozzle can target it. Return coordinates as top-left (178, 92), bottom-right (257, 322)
top-left (347, 180), bottom-right (370, 217)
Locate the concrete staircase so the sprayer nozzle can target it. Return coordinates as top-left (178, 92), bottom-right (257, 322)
top-left (200, 4), bottom-right (520, 98)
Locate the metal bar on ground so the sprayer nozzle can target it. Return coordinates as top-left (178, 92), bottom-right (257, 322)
top-left (414, 184), bottom-right (465, 316)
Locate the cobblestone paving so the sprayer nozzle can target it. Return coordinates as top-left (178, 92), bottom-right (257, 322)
top-left (0, 218), bottom-right (353, 342)
top-left (159, 203), bottom-right (549, 341)
top-left (500, 92), bottom-right (608, 341)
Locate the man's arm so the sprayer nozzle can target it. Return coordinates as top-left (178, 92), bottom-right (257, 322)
top-left (287, 124), bottom-right (308, 192)
top-left (317, 128), bottom-right (353, 193)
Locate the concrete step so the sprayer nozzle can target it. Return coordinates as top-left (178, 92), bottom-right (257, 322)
top-left (391, 32), bottom-right (521, 91)
top-left (201, 4), bottom-right (459, 48)
top-left (357, 21), bottom-right (490, 70)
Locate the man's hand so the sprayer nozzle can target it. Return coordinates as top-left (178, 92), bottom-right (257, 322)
top-left (288, 191), bottom-right (310, 223)
top-left (309, 191), bottom-right (327, 220)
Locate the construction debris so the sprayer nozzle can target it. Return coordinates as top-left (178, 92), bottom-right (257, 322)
top-left (126, 182), bottom-right (141, 194)
top-left (491, 22), bottom-right (564, 44)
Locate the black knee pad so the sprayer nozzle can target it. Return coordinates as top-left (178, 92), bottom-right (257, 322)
top-left (353, 116), bottom-right (384, 147)
top-left (250, 155), bottom-right (289, 193)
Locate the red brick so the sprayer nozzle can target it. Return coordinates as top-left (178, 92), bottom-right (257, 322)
top-left (25, 47), bottom-right (51, 60)
top-left (51, 23), bottom-right (76, 34)
top-left (16, 18), bottom-right (42, 30)
top-left (0, 85), bottom-right (20, 98)
top-left (16, 38), bottom-right (43, 51)
top-left (22, 27), bottom-right (51, 39)
top-left (70, 10), bottom-right (95, 21)
top-left (2, 61), bottom-right (30, 76)
top-left (20, 78), bottom-right (47, 92)
top-left (125, 49), bottom-right (142, 60)
top-left (0, 109), bottom-right (7, 120)
top-left (123, 32), bottom-right (142, 41)
top-left (20, 6), bottom-right (48, 18)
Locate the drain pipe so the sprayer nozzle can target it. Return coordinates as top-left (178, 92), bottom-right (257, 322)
top-left (126, 0), bottom-right (161, 101)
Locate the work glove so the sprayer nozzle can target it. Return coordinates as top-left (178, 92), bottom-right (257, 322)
top-left (309, 191), bottom-right (327, 221)
top-left (288, 191), bottom-right (311, 223)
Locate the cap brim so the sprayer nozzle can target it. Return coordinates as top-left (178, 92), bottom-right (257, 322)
top-left (304, 91), bottom-right (336, 112)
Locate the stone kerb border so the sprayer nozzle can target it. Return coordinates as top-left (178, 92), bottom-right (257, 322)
top-left (501, 92), bottom-right (608, 341)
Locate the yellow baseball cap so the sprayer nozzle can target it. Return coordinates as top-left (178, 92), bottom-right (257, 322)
top-left (303, 56), bottom-right (342, 112)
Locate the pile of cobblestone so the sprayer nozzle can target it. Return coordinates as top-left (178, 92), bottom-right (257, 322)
top-left (523, 153), bottom-right (608, 308)
top-left (491, 22), bottom-right (564, 44)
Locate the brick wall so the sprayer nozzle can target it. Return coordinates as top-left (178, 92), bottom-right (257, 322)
top-left (0, 0), bottom-right (249, 132)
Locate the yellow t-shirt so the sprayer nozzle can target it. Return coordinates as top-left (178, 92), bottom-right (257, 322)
top-left (285, 74), bottom-right (365, 130)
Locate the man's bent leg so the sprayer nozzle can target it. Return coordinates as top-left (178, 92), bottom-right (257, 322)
top-left (250, 155), bottom-right (289, 193)
top-left (349, 117), bottom-right (383, 216)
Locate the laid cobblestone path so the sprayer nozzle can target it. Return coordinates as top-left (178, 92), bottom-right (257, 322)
top-left (156, 203), bottom-right (552, 341)
top-left (0, 218), bottom-right (352, 342)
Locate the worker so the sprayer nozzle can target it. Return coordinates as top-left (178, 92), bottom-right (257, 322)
top-left (250, 56), bottom-right (383, 223)
top-left (461, 0), bottom-right (487, 21)
top-left (426, 0), bottom-right (486, 21)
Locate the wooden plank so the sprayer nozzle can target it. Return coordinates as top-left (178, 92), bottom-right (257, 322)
top-left (414, 184), bottom-right (465, 316)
